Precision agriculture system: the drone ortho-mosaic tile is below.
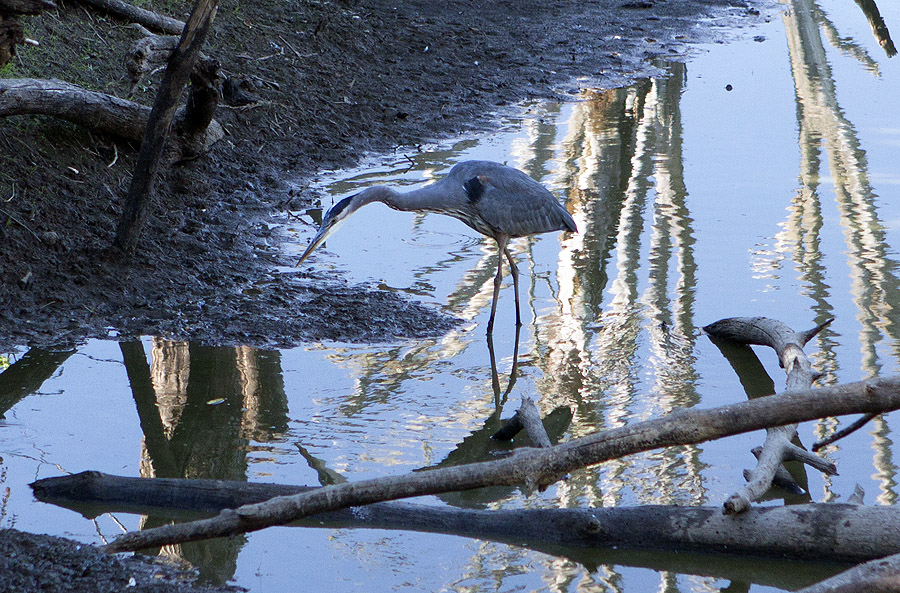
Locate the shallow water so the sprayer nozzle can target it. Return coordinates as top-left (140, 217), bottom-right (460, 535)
top-left (3, 0), bottom-right (900, 591)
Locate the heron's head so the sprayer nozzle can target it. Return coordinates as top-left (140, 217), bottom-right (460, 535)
top-left (296, 194), bottom-right (359, 265)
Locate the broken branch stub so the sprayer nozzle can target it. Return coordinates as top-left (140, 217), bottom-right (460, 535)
top-left (704, 317), bottom-right (835, 514)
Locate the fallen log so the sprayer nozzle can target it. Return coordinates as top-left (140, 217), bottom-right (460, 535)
top-left (30, 471), bottom-right (900, 564)
top-left (104, 373), bottom-right (900, 552)
top-left (75, 0), bottom-right (184, 34)
top-left (705, 317), bottom-right (833, 514)
top-left (0, 78), bottom-right (223, 150)
top-left (797, 551), bottom-right (900, 593)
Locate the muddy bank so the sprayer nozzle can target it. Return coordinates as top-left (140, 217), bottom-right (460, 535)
top-left (0, 0), bottom-right (772, 351)
top-left (0, 528), bottom-right (242, 593)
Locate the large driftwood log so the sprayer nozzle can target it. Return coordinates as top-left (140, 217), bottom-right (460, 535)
top-left (31, 471), bottom-right (900, 564)
top-left (704, 317), bottom-right (833, 514)
top-left (0, 78), bottom-right (223, 149)
top-left (104, 373), bottom-right (900, 552)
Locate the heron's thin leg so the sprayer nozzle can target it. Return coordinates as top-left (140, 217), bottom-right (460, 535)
top-left (503, 246), bottom-right (521, 327)
top-left (487, 236), bottom-right (508, 335)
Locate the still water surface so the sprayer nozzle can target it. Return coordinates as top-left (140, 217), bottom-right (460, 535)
top-left (2, 0), bottom-right (900, 591)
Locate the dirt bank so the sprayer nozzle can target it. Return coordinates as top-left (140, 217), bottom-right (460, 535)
top-left (0, 0), bottom-right (771, 351)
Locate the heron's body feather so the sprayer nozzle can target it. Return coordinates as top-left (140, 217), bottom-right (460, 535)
top-left (298, 160), bottom-right (577, 333)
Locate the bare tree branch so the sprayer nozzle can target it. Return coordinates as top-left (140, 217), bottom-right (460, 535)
top-left (29, 471), bottom-right (900, 564)
top-left (705, 317), bottom-right (834, 514)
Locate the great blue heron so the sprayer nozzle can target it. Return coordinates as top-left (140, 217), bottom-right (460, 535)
top-left (297, 160), bottom-right (577, 333)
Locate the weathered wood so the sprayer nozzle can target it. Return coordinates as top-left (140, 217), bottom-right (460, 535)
top-left (75, 0), bottom-right (184, 34)
top-left (797, 551), bottom-right (900, 593)
top-left (0, 78), bottom-right (223, 147)
top-left (126, 33), bottom-right (180, 83)
top-left (705, 317), bottom-right (833, 514)
top-left (1, 78), bottom-right (153, 139)
top-left (104, 373), bottom-right (900, 552)
top-left (492, 397), bottom-right (555, 448)
top-left (114, 0), bottom-right (218, 254)
top-left (517, 396), bottom-right (552, 448)
top-left (31, 471), bottom-right (900, 564)
top-left (176, 56), bottom-right (220, 160)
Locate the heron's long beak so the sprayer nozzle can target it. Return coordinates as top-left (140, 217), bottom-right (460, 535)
top-left (296, 194), bottom-right (358, 266)
top-left (296, 216), bottom-right (348, 266)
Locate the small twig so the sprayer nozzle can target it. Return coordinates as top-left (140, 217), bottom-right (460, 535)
top-left (813, 412), bottom-right (878, 452)
top-left (257, 46), bottom-right (285, 61)
top-left (797, 318), bottom-right (834, 347)
top-left (0, 207), bottom-right (41, 241)
top-left (107, 144), bottom-right (119, 168)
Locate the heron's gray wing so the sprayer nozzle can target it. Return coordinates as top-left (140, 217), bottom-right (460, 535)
top-left (473, 168), bottom-right (576, 237)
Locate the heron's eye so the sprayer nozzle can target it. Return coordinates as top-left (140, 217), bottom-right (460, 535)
top-left (328, 196), bottom-right (355, 220)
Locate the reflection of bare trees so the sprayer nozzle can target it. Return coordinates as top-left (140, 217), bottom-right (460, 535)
top-left (119, 339), bottom-right (288, 585)
top-left (533, 63), bottom-right (705, 512)
top-left (0, 347), bottom-right (75, 417)
top-left (775, 0), bottom-right (900, 501)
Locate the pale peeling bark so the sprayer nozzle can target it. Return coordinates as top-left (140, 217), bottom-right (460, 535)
top-left (704, 317), bottom-right (835, 514)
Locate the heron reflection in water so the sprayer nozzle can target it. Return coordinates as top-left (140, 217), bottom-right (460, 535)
top-left (297, 160), bottom-right (577, 333)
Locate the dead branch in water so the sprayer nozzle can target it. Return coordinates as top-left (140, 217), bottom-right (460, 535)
top-left (704, 317), bottom-right (835, 514)
top-left (103, 372), bottom-right (900, 553)
top-left (30, 471), bottom-right (900, 564)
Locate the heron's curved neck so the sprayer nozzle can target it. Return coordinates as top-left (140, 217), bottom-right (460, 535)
top-left (356, 184), bottom-right (448, 213)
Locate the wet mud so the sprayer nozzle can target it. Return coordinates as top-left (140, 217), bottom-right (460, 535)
top-left (0, 1), bottom-right (772, 589)
top-left (0, 0), bottom-right (770, 351)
